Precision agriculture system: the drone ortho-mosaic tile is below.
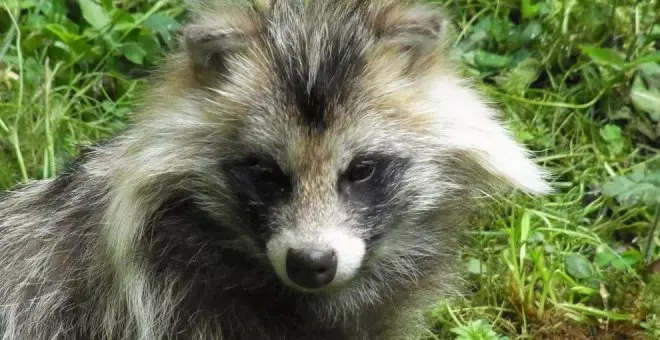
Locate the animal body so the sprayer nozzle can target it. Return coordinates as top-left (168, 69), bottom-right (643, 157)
top-left (0, 0), bottom-right (550, 339)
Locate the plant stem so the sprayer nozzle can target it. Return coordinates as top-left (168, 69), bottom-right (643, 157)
top-left (646, 203), bottom-right (660, 265)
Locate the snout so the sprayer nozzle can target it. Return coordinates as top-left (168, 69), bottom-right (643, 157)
top-left (286, 248), bottom-right (337, 289)
top-left (266, 229), bottom-right (366, 292)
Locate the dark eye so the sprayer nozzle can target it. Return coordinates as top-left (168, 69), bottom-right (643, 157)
top-left (228, 156), bottom-right (290, 202)
top-left (235, 157), bottom-right (285, 184)
top-left (346, 158), bottom-right (377, 183)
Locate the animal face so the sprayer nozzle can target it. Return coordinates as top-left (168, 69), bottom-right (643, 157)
top-left (137, 0), bottom-right (549, 295)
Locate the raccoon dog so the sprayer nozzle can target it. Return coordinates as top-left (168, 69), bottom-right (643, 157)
top-left (0, 0), bottom-right (550, 339)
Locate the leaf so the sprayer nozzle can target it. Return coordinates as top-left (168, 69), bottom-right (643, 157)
top-left (600, 124), bottom-right (622, 143)
top-left (611, 249), bottom-right (643, 270)
top-left (602, 176), bottom-right (637, 205)
top-left (497, 57), bottom-right (541, 93)
top-left (595, 247), bottom-right (642, 270)
top-left (638, 62), bottom-right (660, 89)
top-left (451, 319), bottom-right (508, 340)
top-left (565, 253), bottom-right (594, 280)
top-left (476, 16), bottom-right (515, 44)
top-left (599, 124), bottom-right (624, 155)
top-left (466, 258), bottom-right (488, 274)
top-left (144, 13), bottom-right (181, 42)
top-left (78, 0), bottom-right (111, 29)
top-left (475, 50), bottom-right (514, 69)
top-left (515, 130), bottom-right (535, 142)
top-left (24, 12), bottom-right (49, 30)
top-left (45, 24), bottom-right (83, 46)
top-left (580, 45), bottom-right (626, 70)
top-left (101, 100), bottom-right (114, 112)
top-left (136, 34), bottom-right (162, 63)
top-left (521, 21), bottom-right (542, 42)
top-left (629, 52), bottom-right (660, 69)
top-left (629, 165), bottom-right (647, 182)
top-left (521, 0), bottom-right (542, 19)
top-left (594, 248), bottom-right (617, 267)
top-left (121, 43), bottom-right (147, 65)
top-left (609, 106), bottom-right (633, 120)
top-left (603, 170), bottom-right (660, 207)
top-left (112, 10), bottom-right (136, 32)
top-left (647, 170), bottom-right (660, 185)
top-left (631, 75), bottom-right (660, 121)
top-left (528, 231), bottom-right (545, 244)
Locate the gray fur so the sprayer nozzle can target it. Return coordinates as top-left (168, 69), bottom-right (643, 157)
top-left (0, 1), bottom-right (549, 339)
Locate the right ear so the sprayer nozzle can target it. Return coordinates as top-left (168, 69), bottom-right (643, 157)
top-left (183, 4), bottom-right (261, 83)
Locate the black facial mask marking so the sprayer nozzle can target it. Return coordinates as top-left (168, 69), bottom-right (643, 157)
top-left (225, 155), bottom-right (292, 241)
top-left (338, 154), bottom-right (410, 245)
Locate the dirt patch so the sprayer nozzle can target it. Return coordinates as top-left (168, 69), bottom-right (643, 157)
top-left (532, 313), bottom-right (647, 340)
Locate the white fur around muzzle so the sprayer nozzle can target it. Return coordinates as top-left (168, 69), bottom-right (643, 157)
top-left (266, 228), bottom-right (366, 292)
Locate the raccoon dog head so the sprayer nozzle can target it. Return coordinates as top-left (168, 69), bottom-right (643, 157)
top-left (123, 0), bottom-right (549, 296)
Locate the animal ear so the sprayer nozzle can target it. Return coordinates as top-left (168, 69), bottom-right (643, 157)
top-left (457, 122), bottom-right (552, 196)
top-left (182, 6), bottom-right (259, 83)
top-left (371, 3), bottom-right (450, 59)
top-left (433, 81), bottom-right (551, 196)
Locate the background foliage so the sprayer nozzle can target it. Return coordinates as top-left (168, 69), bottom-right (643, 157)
top-left (1, 0), bottom-right (659, 338)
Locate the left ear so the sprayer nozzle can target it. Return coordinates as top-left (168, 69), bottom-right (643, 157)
top-left (430, 78), bottom-right (551, 196)
top-left (456, 120), bottom-right (551, 196)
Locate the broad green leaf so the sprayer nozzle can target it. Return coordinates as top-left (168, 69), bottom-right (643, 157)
top-left (475, 50), bottom-right (513, 69)
top-left (137, 34), bottom-right (162, 63)
top-left (631, 76), bottom-right (660, 121)
top-left (600, 124), bottom-right (622, 143)
top-left (594, 248), bottom-right (616, 267)
top-left (603, 169), bottom-right (660, 206)
top-left (609, 106), bottom-right (633, 120)
top-left (629, 165), bottom-right (647, 182)
top-left (638, 62), bottom-right (660, 89)
top-left (112, 11), bottom-right (136, 32)
top-left (101, 101), bottom-right (114, 112)
top-left (24, 12), bottom-right (49, 30)
top-left (466, 258), bottom-right (488, 274)
top-left (580, 45), bottom-right (625, 69)
top-left (451, 319), bottom-right (509, 340)
top-left (497, 57), bottom-right (541, 93)
top-left (646, 170), bottom-right (660, 185)
top-left (45, 24), bottom-right (83, 46)
top-left (515, 130), bottom-right (535, 142)
top-left (521, 21), bottom-right (542, 42)
top-left (599, 124), bottom-right (624, 155)
top-left (594, 247), bottom-right (642, 270)
top-left (473, 16), bottom-right (514, 44)
top-left (632, 120), bottom-right (658, 141)
top-left (121, 43), bottom-right (147, 65)
top-left (629, 52), bottom-right (660, 68)
top-left (611, 249), bottom-right (643, 270)
top-left (521, 0), bottom-right (542, 19)
top-left (144, 13), bottom-right (181, 42)
top-left (528, 231), bottom-right (545, 244)
top-left (78, 0), bottom-right (111, 29)
top-left (565, 253), bottom-right (594, 280)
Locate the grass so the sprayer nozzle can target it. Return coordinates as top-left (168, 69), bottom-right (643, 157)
top-left (1, 0), bottom-right (659, 339)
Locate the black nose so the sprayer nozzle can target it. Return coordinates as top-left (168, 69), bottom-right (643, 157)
top-left (286, 248), bottom-right (337, 289)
